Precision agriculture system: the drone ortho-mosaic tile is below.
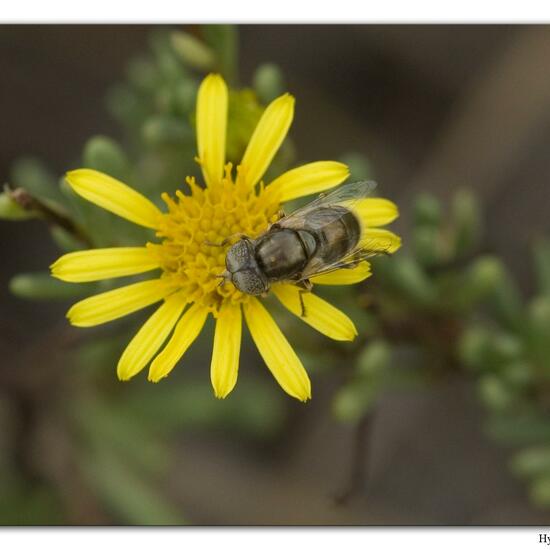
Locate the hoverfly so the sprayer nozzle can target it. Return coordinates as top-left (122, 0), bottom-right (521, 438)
top-left (221, 180), bottom-right (389, 316)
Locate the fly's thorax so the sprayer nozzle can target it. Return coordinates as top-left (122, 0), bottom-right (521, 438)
top-left (225, 238), bottom-right (269, 295)
top-left (255, 229), bottom-right (310, 281)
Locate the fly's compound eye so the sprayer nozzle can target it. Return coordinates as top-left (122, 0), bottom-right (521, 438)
top-left (225, 240), bottom-right (252, 272)
top-left (231, 269), bottom-right (268, 295)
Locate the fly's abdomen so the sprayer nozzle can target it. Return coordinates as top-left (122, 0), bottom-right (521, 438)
top-left (308, 206), bottom-right (361, 265)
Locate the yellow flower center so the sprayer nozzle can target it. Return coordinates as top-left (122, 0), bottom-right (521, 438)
top-left (149, 164), bottom-right (281, 313)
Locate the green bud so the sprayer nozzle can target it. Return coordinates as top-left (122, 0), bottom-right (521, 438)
top-left (459, 325), bottom-right (492, 370)
top-left (452, 188), bottom-right (481, 256)
top-left (83, 136), bottom-right (130, 180)
top-left (356, 340), bottom-right (391, 378)
top-left (253, 63), bottom-right (285, 103)
top-left (533, 239), bottom-right (550, 297)
top-left (478, 375), bottom-right (515, 412)
top-left (456, 256), bottom-right (502, 309)
top-left (9, 272), bottom-right (91, 301)
top-left (332, 382), bottom-right (374, 423)
top-left (414, 193), bottom-right (441, 227)
top-left (171, 31), bottom-right (216, 72)
top-left (0, 192), bottom-right (35, 220)
top-left (339, 152), bottom-right (371, 181)
top-left (511, 446), bottom-right (550, 478)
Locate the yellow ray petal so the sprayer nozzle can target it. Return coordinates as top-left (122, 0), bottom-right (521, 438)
top-left (244, 298), bottom-right (311, 402)
top-left (148, 303), bottom-right (209, 382)
top-left (51, 247), bottom-right (160, 283)
top-left (117, 292), bottom-right (187, 381)
top-left (66, 169), bottom-right (162, 229)
top-left (239, 93), bottom-right (294, 187)
top-left (310, 261), bottom-right (372, 285)
top-left (272, 284), bottom-right (357, 341)
top-left (196, 74), bottom-right (228, 187)
top-left (361, 228), bottom-right (402, 253)
top-left (67, 278), bottom-right (174, 327)
top-left (355, 198), bottom-right (399, 228)
top-left (210, 303), bottom-right (242, 399)
top-left (268, 161), bottom-right (349, 203)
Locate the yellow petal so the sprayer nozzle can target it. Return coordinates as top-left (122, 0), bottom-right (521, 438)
top-left (355, 198), bottom-right (399, 227)
top-left (311, 261), bottom-right (372, 285)
top-left (196, 74), bottom-right (228, 187)
top-left (244, 298), bottom-right (311, 402)
top-left (148, 303), bottom-right (209, 382)
top-left (67, 278), bottom-right (174, 327)
top-left (66, 169), bottom-right (162, 229)
top-left (210, 303), bottom-right (242, 399)
top-left (361, 228), bottom-right (402, 253)
top-left (239, 93), bottom-right (294, 187)
top-left (272, 284), bottom-right (357, 341)
top-left (117, 293), bottom-right (186, 381)
top-left (268, 161), bottom-right (349, 203)
top-left (51, 247), bottom-right (160, 283)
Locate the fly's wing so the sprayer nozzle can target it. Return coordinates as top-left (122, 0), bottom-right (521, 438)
top-left (276, 180), bottom-right (377, 231)
top-left (297, 232), bottom-right (396, 281)
top-left (275, 180), bottom-right (389, 282)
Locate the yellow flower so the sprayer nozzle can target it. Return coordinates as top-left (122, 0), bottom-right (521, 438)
top-left (51, 74), bottom-right (401, 402)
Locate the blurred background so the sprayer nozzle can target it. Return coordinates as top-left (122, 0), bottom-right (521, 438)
top-left (1, 24), bottom-right (550, 525)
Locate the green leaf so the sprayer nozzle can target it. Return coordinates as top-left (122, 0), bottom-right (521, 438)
top-left (83, 136), bottom-right (130, 181)
top-left (9, 272), bottom-right (94, 301)
top-left (171, 31), bottom-right (216, 71)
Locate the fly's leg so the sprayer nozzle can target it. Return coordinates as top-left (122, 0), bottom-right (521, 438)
top-left (296, 279), bottom-right (312, 317)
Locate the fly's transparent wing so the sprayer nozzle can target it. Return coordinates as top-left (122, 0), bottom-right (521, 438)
top-left (298, 233), bottom-right (395, 281)
top-left (277, 180), bottom-right (377, 231)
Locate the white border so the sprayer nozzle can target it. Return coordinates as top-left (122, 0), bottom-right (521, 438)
top-left (0, 527), bottom-right (547, 549)
top-left (2, 0), bottom-right (550, 23)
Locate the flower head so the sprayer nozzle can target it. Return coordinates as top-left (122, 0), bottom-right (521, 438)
top-left (51, 74), bottom-right (401, 401)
